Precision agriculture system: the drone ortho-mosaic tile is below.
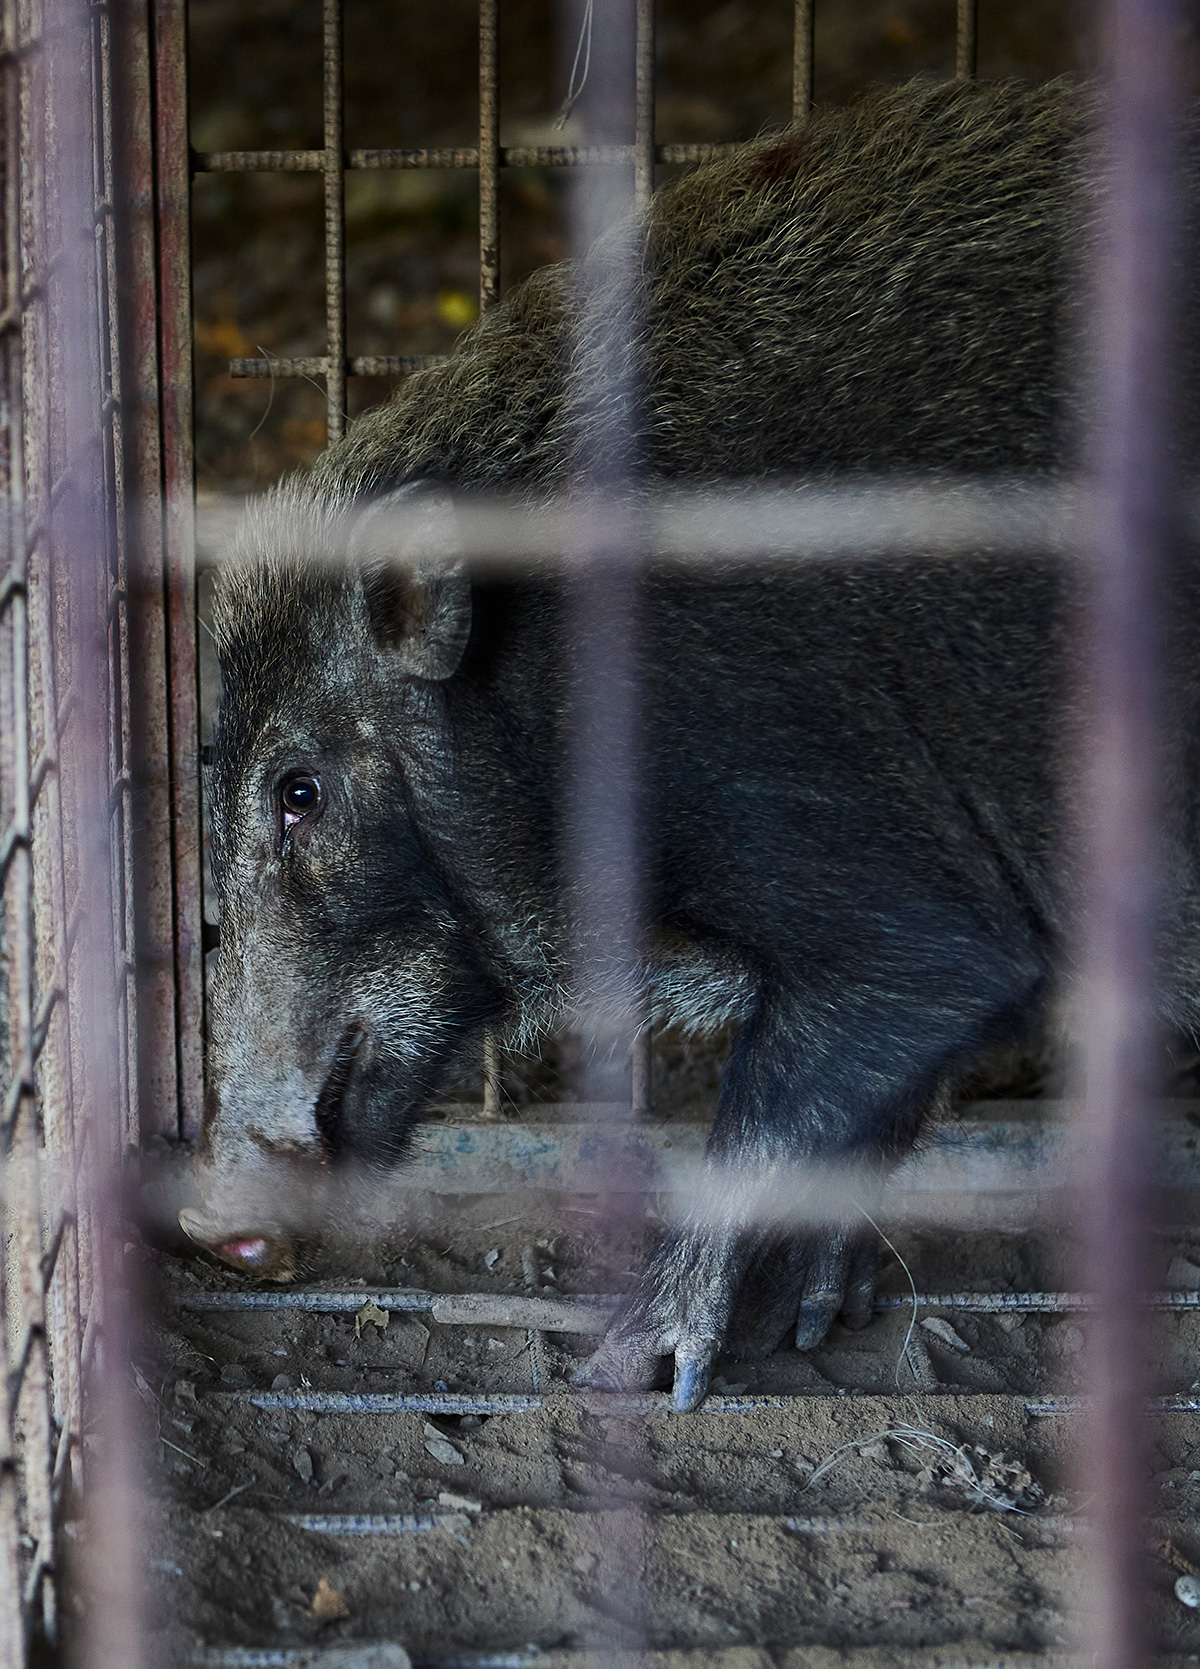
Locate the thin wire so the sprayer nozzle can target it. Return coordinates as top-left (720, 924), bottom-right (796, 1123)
top-left (556, 0), bottom-right (594, 128)
top-left (247, 346), bottom-right (277, 443)
top-left (858, 1204), bottom-right (918, 1389)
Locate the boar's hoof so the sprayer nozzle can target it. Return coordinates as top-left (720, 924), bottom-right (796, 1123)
top-left (178, 1208), bottom-right (298, 1281)
top-left (572, 1225), bottom-right (739, 1411)
top-left (575, 1226), bottom-right (879, 1410)
top-left (728, 1229), bottom-right (878, 1360)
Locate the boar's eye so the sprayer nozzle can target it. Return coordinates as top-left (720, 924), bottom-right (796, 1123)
top-left (280, 773), bottom-right (322, 834)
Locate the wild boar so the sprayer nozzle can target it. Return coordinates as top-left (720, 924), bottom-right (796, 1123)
top-left (180, 76), bottom-right (1200, 1408)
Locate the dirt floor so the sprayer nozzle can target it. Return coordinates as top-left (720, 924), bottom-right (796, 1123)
top-left (134, 1091), bottom-right (1200, 1666)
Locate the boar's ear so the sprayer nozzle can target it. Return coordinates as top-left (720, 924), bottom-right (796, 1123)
top-left (347, 483), bottom-right (471, 680)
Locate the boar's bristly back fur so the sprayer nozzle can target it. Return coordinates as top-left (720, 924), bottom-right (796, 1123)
top-left (294, 76), bottom-right (1086, 500)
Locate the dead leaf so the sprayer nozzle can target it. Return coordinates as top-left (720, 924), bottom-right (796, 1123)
top-left (310, 1577), bottom-right (349, 1622)
top-left (354, 1300), bottom-right (389, 1338)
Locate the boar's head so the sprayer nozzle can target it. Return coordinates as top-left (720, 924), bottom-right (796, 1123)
top-left (182, 483), bottom-right (513, 1276)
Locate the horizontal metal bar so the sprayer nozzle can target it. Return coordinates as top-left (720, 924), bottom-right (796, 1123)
top-left (190, 1649), bottom-right (413, 1669)
top-left (171, 1105), bottom-right (1200, 1198)
top-left (190, 1653), bottom-right (412, 1669)
top-left (249, 1391), bottom-right (543, 1415)
top-left (290, 1513), bottom-right (468, 1535)
top-left (175, 1289), bottom-right (619, 1331)
top-left (233, 1388), bottom-right (1200, 1418)
top-left (195, 140), bottom-right (737, 174)
top-left (175, 1284), bottom-right (1200, 1321)
top-left (176, 1287), bottom-right (439, 1312)
top-left (227, 354), bottom-right (446, 379)
top-left (1031, 1397), bottom-right (1200, 1415)
top-left (199, 478), bottom-right (1080, 576)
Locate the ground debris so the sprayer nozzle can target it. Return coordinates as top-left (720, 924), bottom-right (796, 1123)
top-left (920, 1316), bottom-right (971, 1352)
top-left (911, 1435), bottom-right (1044, 1512)
top-left (423, 1422), bottom-right (465, 1466)
top-left (355, 1300), bottom-right (389, 1338)
top-left (309, 1576), bottom-right (350, 1622)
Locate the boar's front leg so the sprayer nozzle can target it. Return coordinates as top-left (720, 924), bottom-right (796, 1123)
top-left (577, 967), bottom-right (1029, 1409)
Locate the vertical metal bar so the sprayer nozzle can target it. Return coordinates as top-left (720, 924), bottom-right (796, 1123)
top-left (9, 0), bottom-right (56, 1634)
top-left (478, 0), bottom-right (500, 313)
top-left (323, 0), bottom-right (347, 442)
top-left (631, 1021), bottom-right (652, 1115)
top-left (476, 0), bottom-right (502, 1110)
top-left (0, 0), bottom-right (32, 1645)
top-left (1078, 1), bottom-right (1184, 1665)
top-left (153, 0), bottom-right (204, 1142)
top-left (114, 0), bottom-right (179, 1145)
top-left (792, 0), bottom-right (814, 124)
top-left (481, 1027), bottom-right (502, 1118)
top-left (634, 0), bottom-right (654, 216)
top-left (955, 0), bottom-right (978, 79)
top-left (564, 0), bottom-right (649, 1654)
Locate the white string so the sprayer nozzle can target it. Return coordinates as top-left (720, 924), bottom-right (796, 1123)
top-left (556, 0), bottom-right (594, 129)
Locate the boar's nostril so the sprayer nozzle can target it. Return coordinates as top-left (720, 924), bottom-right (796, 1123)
top-left (313, 1025), bottom-right (365, 1157)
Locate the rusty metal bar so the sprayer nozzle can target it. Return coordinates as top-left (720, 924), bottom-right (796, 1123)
top-left (195, 141), bottom-right (740, 173)
top-left (1077, 0), bottom-right (1185, 1662)
top-left (322, 0), bottom-right (346, 442)
top-left (114, 0), bottom-right (179, 1146)
top-left (153, 0), bottom-right (204, 1143)
top-left (955, 0), bottom-right (978, 79)
top-left (478, 0), bottom-right (500, 313)
top-left (793, 0), bottom-right (814, 123)
top-left (173, 1283), bottom-right (1200, 1317)
top-left (634, 0), bottom-right (654, 214)
top-left (0, 0), bottom-right (26, 1643)
top-left (7, 0), bottom-right (56, 1650)
top-left (229, 353), bottom-right (444, 378)
top-left (481, 1027), bottom-right (502, 1117)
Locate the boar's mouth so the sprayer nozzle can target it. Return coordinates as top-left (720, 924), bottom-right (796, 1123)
top-left (313, 1024), bottom-right (365, 1158)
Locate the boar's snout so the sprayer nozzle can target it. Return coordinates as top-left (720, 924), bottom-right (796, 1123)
top-left (178, 1207), bottom-right (299, 1280)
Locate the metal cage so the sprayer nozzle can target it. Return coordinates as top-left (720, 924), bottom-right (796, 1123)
top-left (0, 0), bottom-right (1182, 1663)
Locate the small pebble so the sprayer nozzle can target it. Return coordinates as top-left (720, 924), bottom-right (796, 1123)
top-left (484, 1249), bottom-right (501, 1269)
top-left (423, 1422), bottom-right (465, 1467)
top-left (1176, 1575), bottom-right (1200, 1609)
top-left (291, 1445), bottom-right (314, 1484)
